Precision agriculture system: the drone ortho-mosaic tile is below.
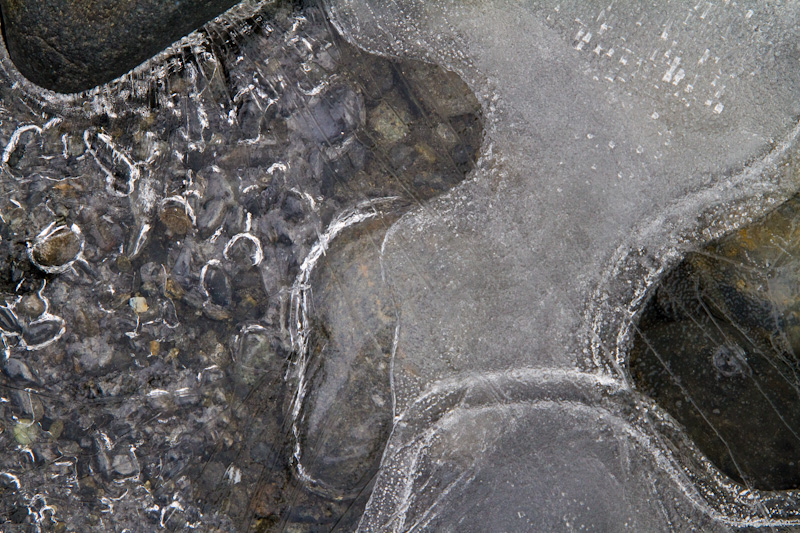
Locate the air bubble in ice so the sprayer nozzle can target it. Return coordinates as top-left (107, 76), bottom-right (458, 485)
top-left (712, 344), bottom-right (750, 378)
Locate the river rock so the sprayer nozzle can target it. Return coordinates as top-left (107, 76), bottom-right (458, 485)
top-left (0, 0), bottom-right (238, 92)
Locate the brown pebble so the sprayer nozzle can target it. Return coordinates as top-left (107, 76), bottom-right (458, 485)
top-left (30, 224), bottom-right (82, 271)
top-left (17, 294), bottom-right (45, 318)
top-left (116, 255), bottom-right (133, 273)
top-left (159, 204), bottom-right (193, 235)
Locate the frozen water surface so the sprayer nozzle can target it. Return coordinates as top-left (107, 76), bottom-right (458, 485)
top-left (0, 0), bottom-right (799, 531)
top-left (326, 0), bottom-right (800, 530)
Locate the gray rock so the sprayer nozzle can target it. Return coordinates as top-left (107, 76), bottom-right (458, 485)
top-left (3, 358), bottom-right (35, 383)
top-left (0, 0), bottom-right (239, 92)
top-left (112, 453), bottom-right (138, 476)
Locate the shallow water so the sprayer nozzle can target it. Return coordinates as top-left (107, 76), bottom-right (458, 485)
top-left (632, 193), bottom-right (800, 491)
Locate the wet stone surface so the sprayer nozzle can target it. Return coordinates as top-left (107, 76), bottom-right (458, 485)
top-left (0, 0), bottom-right (239, 92)
top-left (631, 193), bottom-right (800, 491)
top-left (0, 1), bottom-right (482, 531)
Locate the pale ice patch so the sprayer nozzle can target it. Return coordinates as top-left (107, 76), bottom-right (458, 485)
top-left (326, 0), bottom-right (800, 529)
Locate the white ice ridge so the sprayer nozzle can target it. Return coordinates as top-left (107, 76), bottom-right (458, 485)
top-left (2, 118), bottom-right (62, 169)
top-left (84, 130), bottom-right (142, 197)
top-left (361, 368), bottom-right (800, 530)
top-left (287, 196), bottom-right (400, 489)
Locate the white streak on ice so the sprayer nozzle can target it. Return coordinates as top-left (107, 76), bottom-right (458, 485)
top-left (2, 124), bottom-right (41, 165)
top-left (288, 196), bottom-right (400, 489)
top-left (84, 130), bottom-right (142, 197)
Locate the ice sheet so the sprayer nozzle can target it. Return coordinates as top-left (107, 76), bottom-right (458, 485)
top-left (325, 0), bottom-right (800, 529)
top-left (0, 0), bottom-right (798, 529)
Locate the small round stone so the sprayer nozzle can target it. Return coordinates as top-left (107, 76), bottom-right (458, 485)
top-left (129, 296), bottom-right (149, 314)
top-left (159, 204), bottom-right (193, 235)
top-left (17, 294), bottom-right (45, 318)
top-left (28, 223), bottom-right (83, 274)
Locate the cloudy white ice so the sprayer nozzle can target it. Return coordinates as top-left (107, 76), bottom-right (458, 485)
top-left (323, 0), bottom-right (800, 530)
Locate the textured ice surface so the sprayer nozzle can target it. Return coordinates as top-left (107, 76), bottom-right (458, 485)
top-left (0, 0), bottom-right (799, 530)
top-left (324, 0), bottom-right (800, 529)
top-left (0, 1), bottom-right (484, 530)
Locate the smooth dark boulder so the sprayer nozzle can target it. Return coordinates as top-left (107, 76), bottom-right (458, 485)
top-left (0, 0), bottom-right (238, 92)
top-left (631, 194), bottom-right (800, 490)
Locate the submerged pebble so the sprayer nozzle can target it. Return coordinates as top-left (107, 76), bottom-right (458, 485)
top-left (0, 306), bottom-right (22, 335)
top-left (232, 324), bottom-right (276, 387)
top-left (28, 223), bottom-right (83, 274)
top-left (12, 420), bottom-right (37, 446)
top-left (3, 358), bottom-right (36, 382)
top-left (16, 294), bottom-right (45, 318)
top-left (201, 262), bottom-right (232, 307)
top-left (158, 203), bottom-right (193, 236)
top-left (129, 296), bottom-right (148, 314)
top-left (21, 318), bottom-right (65, 349)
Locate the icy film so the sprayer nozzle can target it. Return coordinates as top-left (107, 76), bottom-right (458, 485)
top-left (0, 0), bottom-right (799, 531)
